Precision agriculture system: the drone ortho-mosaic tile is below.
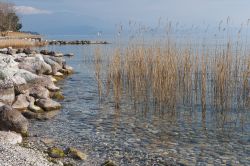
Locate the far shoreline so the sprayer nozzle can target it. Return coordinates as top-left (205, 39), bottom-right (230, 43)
top-left (0, 31), bottom-right (110, 49)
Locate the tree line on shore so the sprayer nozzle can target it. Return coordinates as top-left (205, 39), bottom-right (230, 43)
top-left (0, 2), bottom-right (22, 32)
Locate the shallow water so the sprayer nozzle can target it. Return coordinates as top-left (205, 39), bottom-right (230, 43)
top-left (29, 43), bottom-right (250, 166)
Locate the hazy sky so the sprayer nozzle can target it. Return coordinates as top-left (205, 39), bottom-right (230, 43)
top-left (7, 0), bottom-right (250, 35)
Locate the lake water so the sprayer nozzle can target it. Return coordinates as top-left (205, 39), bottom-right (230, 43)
top-left (28, 35), bottom-right (250, 166)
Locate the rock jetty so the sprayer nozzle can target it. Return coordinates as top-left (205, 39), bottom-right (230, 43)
top-left (48, 40), bottom-right (109, 45)
top-left (0, 47), bottom-right (73, 133)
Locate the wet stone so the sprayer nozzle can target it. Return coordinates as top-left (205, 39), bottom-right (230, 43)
top-left (101, 160), bottom-right (117, 166)
top-left (65, 147), bottom-right (87, 160)
top-left (48, 147), bottom-right (65, 158)
top-left (36, 98), bottom-right (61, 111)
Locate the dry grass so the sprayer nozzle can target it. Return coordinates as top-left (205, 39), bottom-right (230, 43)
top-left (0, 38), bottom-right (46, 48)
top-left (0, 31), bottom-right (44, 48)
top-left (0, 31), bottom-right (41, 39)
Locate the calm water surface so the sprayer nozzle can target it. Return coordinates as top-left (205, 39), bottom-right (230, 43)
top-left (29, 39), bottom-right (250, 166)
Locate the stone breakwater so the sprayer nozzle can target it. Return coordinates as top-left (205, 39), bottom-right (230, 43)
top-left (0, 47), bottom-right (74, 133)
top-left (48, 40), bottom-right (109, 45)
top-left (0, 47), bottom-right (73, 165)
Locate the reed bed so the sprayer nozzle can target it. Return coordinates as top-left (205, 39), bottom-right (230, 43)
top-left (95, 29), bottom-right (250, 115)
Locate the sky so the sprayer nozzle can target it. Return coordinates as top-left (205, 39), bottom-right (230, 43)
top-left (6, 0), bottom-right (250, 35)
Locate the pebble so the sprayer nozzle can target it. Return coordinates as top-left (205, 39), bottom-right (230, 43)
top-left (0, 142), bottom-right (55, 166)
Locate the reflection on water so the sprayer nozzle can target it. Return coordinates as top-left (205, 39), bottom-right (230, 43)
top-left (29, 44), bottom-right (250, 166)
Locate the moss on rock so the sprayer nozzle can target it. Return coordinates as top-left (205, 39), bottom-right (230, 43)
top-left (65, 147), bottom-right (87, 160)
top-left (48, 147), bottom-right (65, 158)
top-left (51, 91), bottom-right (64, 100)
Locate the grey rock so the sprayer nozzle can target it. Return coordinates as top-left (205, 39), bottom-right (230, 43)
top-left (48, 56), bottom-right (65, 67)
top-left (16, 48), bottom-right (24, 54)
top-left (0, 68), bottom-right (38, 83)
top-left (0, 102), bottom-right (5, 107)
top-left (27, 96), bottom-right (43, 113)
top-left (0, 80), bottom-right (15, 105)
top-left (33, 76), bottom-right (60, 92)
top-left (18, 55), bottom-right (52, 75)
top-left (0, 54), bottom-right (19, 69)
top-left (40, 50), bottom-right (50, 55)
top-left (43, 56), bottom-right (62, 75)
top-left (54, 72), bottom-right (64, 77)
top-left (16, 69), bottom-right (39, 83)
top-left (22, 110), bottom-right (60, 120)
top-left (36, 98), bottom-right (61, 111)
top-left (7, 47), bottom-right (17, 55)
top-left (0, 48), bottom-right (8, 54)
top-left (22, 48), bottom-right (34, 55)
top-left (0, 105), bottom-right (28, 134)
top-left (11, 75), bottom-right (27, 86)
top-left (12, 94), bottom-right (30, 111)
top-left (60, 65), bottom-right (73, 75)
top-left (29, 85), bottom-right (50, 99)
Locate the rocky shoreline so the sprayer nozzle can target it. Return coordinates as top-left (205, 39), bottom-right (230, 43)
top-left (0, 47), bottom-right (74, 165)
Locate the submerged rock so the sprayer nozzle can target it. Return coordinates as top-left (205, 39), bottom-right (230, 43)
top-left (48, 147), bottom-right (65, 158)
top-left (22, 110), bottom-right (60, 120)
top-left (65, 147), bottom-right (87, 160)
top-left (41, 138), bottom-right (55, 145)
top-left (36, 98), bottom-right (61, 111)
top-left (64, 53), bottom-right (74, 57)
top-left (101, 160), bottom-right (117, 166)
top-left (0, 105), bottom-right (28, 134)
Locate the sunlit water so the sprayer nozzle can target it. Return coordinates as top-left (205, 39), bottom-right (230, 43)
top-left (28, 35), bottom-right (250, 166)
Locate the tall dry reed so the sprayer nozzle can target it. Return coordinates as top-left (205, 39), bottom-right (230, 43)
top-left (95, 24), bottom-right (250, 115)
